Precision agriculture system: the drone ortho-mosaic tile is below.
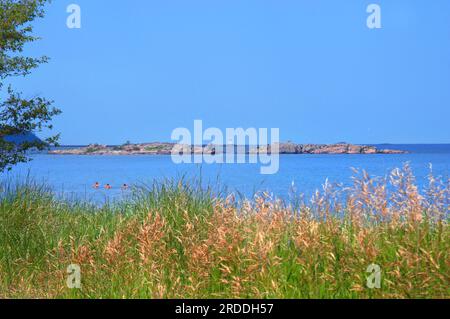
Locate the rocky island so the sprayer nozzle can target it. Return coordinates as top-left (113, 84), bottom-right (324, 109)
top-left (48, 142), bottom-right (406, 155)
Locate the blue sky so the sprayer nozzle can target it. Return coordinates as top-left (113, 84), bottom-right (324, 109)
top-left (12, 0), bottom-right (450, 145)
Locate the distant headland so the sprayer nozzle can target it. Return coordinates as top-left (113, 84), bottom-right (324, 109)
top-left (4, 132), bottom-right (41, 144)
top-left (48, 142), bottom-right (407, 155)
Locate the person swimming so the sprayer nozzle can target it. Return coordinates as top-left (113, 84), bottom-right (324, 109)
top-left (121, 183), bottom-right (129, 190)
top-left (93, 182), bottom-right (100, 189)
top-left (105, 184), bottom-right (112, 190)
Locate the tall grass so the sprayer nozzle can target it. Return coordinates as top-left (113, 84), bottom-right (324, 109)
top-left (0, 164), bottom-right (448, 298)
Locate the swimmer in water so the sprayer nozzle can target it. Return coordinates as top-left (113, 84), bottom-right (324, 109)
top-left (105, 184), bottom-right (112, 190)
top-left (93, 182), bottom-right (100, 189)
top-left (121, 183), bottom-right (129, 190)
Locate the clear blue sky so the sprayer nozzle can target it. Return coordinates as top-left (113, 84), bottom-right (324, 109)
top-left (13, 0), bottom-right (450, 145)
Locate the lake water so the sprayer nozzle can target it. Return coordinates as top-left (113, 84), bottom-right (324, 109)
top-left (4, 144), bottom-right (450, 203)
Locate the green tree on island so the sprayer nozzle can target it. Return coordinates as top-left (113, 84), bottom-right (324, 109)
top-left (0, 0), bottom-right (60, 172)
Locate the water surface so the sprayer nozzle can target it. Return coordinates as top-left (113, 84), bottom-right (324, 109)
top-left (4, 144), bottom-right (450, 203)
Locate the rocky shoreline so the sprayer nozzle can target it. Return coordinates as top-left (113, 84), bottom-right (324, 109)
top-left (48, 142), bottom-right (407, 155)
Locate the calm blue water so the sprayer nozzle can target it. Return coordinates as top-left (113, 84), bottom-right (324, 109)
top-left (3, 144), bottom-right (450, 203)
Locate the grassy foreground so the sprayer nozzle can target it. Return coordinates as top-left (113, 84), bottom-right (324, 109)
top-left (0, 166), bottom-right (448, 299)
